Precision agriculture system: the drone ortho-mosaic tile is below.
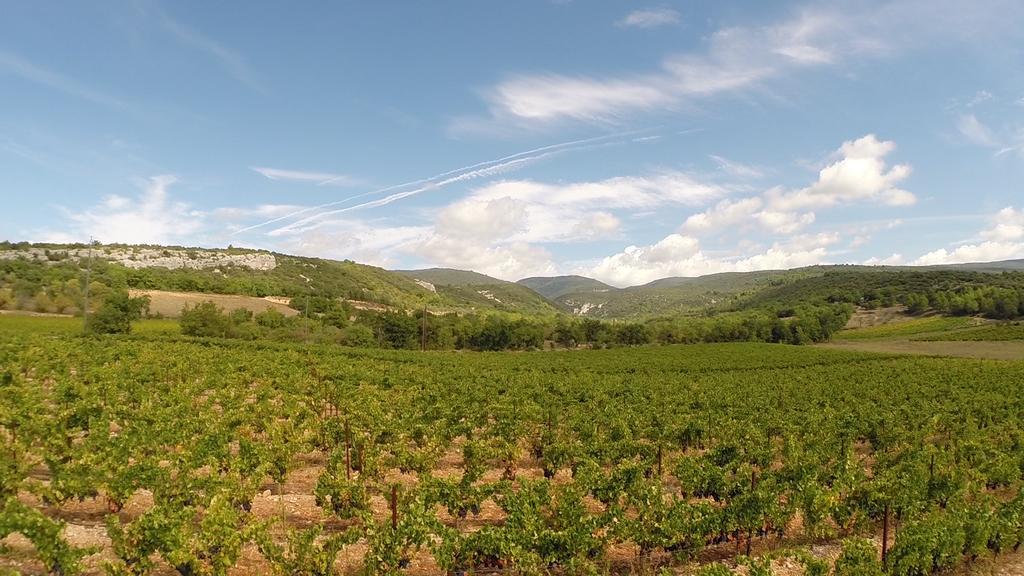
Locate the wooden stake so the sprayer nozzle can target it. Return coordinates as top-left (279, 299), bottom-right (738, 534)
top-left (882, 502), bottom-right (890, 564)
top-left (746, 470), bottom-right (757, 557)
top-left (657, 444), bottom-right (663, 478)
top-left (345, 419), bottom-right (352, 480)
top-left (390, 485), bottom-right (399, 530)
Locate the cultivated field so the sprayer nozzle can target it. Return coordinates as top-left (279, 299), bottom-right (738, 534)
top-left (129, 289), bottom-right (298, 318)
top-left (3, 317), bottom-right (1024, 575)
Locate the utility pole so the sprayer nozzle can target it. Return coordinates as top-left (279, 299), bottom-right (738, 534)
top-left (301, 275), bottom-right (312, 343)
top-left (82, 237), bottom-right (94, 333)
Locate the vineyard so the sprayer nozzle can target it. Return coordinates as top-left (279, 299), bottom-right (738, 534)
top-left (914, 323), bottom-right (1024, 342)
top-left (830, 317), bottom-right (981, 341)
top-left (2, 327), bottom-right (1024, 575)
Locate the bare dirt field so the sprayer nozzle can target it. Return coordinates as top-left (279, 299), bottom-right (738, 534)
top-left (842, 306), bottom-right (915, 329)
top-left (130, 289), bottom-right (299, 318)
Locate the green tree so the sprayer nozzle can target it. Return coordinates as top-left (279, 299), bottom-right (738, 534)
top-left (180, 301), bottom-right (231, 337)
top-left (87, 290), bottom-right (149, 334)
top-left (615, 323), bottom-right (650, 346)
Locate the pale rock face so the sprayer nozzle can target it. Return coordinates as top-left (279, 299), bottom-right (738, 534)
top-left (563, 299), bottom-right (605, 315)
top-left (0, 247), bottom-right (277, 271)
top-left (413, 279), bottom-right (437, 293)
top-left (477, 289), bottom-right (503, 304)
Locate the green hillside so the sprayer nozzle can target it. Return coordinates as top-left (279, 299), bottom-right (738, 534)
top-left (517, 275), bottom-right (615, 300)
top-left (535, 269), bottom-right (820, 319)
top-left (4, 241), bottom-right (1023, 321)
top-left (734, 268), bottom-right (1024, 311)
top-left (0, 243), bottom-right (551, 315)
top-left (396, 268), bottom-right (560, 315)
top-left (517, 261), bottom-right (1024, 320)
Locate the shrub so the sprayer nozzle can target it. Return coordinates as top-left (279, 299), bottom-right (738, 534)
top-left (180, 302), bottom-right (231, 338)
top-left (87, 290), bottom-right (149, 334)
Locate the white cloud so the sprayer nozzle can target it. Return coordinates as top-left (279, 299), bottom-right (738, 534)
top-left (470, 10), bottom-right (843, 126)
top-left (251, 166), bottom-right (361, 186)
top-left (957, 114), bottom-right (999, 147)
top-left (46, 175), bottom-right (205, 245)
top-left (425, 171), bottom-right (723, 248)
top-left (981, 207), bottom-right (1024, 241)
top-left (470, 171), bottom-right (725, 210)
top-left (436, 196), bottom-right (530, 241)
top-left (212, 204), bottom-right (307, 226)
top-left (584, 232), bottom-right (835, 287)
top-left (684, 197), bottom-right (759, 232)
top-left (388, 170), bottom-right (726, 279)
top-left (572, 212), bottom-right (621, 239)
top-left (863, 253), bottom-right (905, 266)
top-left (766, 135), bottom-right (914, 211)
top-left (913, 242), bottom-right (1024, 266)
top-left (683, 134), bottom-right (909, 238)
top-left (461, 1), bottom-right (1024, 131)
top-left (274, 221), bottom-right (429, 269)
top-left (414, 236), bottom-right (558, 280)
top-left (258, 133), bottom-right (628, 236)
top-left (488, 74), bottom-right (674, 123)
top-left (682, 197), bottom-right (817, 236)
top-left (618, 8), bottom-right (681, 29)
top-left (912, 206), bottom-right (1024, 265)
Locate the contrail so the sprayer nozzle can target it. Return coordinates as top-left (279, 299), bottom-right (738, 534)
top-left (233, 130), bottom-right (649, 235)
top-left (268, 152), bottom-right (556, 236)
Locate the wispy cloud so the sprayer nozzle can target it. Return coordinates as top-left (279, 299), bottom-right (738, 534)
top-left (618, 8), bottom-right (681, 29)
top-left (251, 167), bottom-right (362, 186)
top-left (957, 114), bottom-right (999, 147)
top-left (465, 10), bottom-right (843, 127)
top-left (710, 155), bottom-right (765, 179)
top-left (234, 131), bottom-right (646, 236)
top-left (154, 6), bottom-right (262, 91)
top-left (0, 51), bottom-right (127, 109)
top-left (459, 1), bottom-right (1024, 130)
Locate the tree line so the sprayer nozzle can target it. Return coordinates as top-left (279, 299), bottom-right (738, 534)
top-left (175, 297), bottom-right (854, 350)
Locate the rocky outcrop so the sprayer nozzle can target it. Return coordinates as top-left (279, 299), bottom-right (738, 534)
top-left (0, 247), bottom-right (277, 271)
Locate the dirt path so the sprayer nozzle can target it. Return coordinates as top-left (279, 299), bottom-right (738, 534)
top-left (818, 339), bottom-right (1024, 360)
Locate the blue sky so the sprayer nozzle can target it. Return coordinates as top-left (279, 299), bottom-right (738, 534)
top-left (2, 1), bottom-right (1023, 286)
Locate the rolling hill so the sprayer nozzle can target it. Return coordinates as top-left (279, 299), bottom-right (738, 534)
top-left (516, 260), bottom-right (1024, 319)
top-left (3, 241), bottom-right (1022, 320)
top-left (517, 269), bottom-right (817, 318)
top-left (517, 275), bottom-right (615, 300)
top-left (0, 243), bottom-right (552, 316)
top-left (395, 268), bottom-right (560, 315)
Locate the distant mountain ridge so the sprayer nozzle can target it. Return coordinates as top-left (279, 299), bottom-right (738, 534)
top-left (515, 260), bottom-right (1024, 319)
top-left (4, 241), bottom-right (1022, 320)
top-left (517, 275), bottom-right (615, 300)
top-left (393, 267), bottom-right (560, 315)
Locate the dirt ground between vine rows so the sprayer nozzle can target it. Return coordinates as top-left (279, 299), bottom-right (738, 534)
top-left (5, 447), bottom-right (1024, 576)
top-left (816, 339), bottom-right (1024, 360)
